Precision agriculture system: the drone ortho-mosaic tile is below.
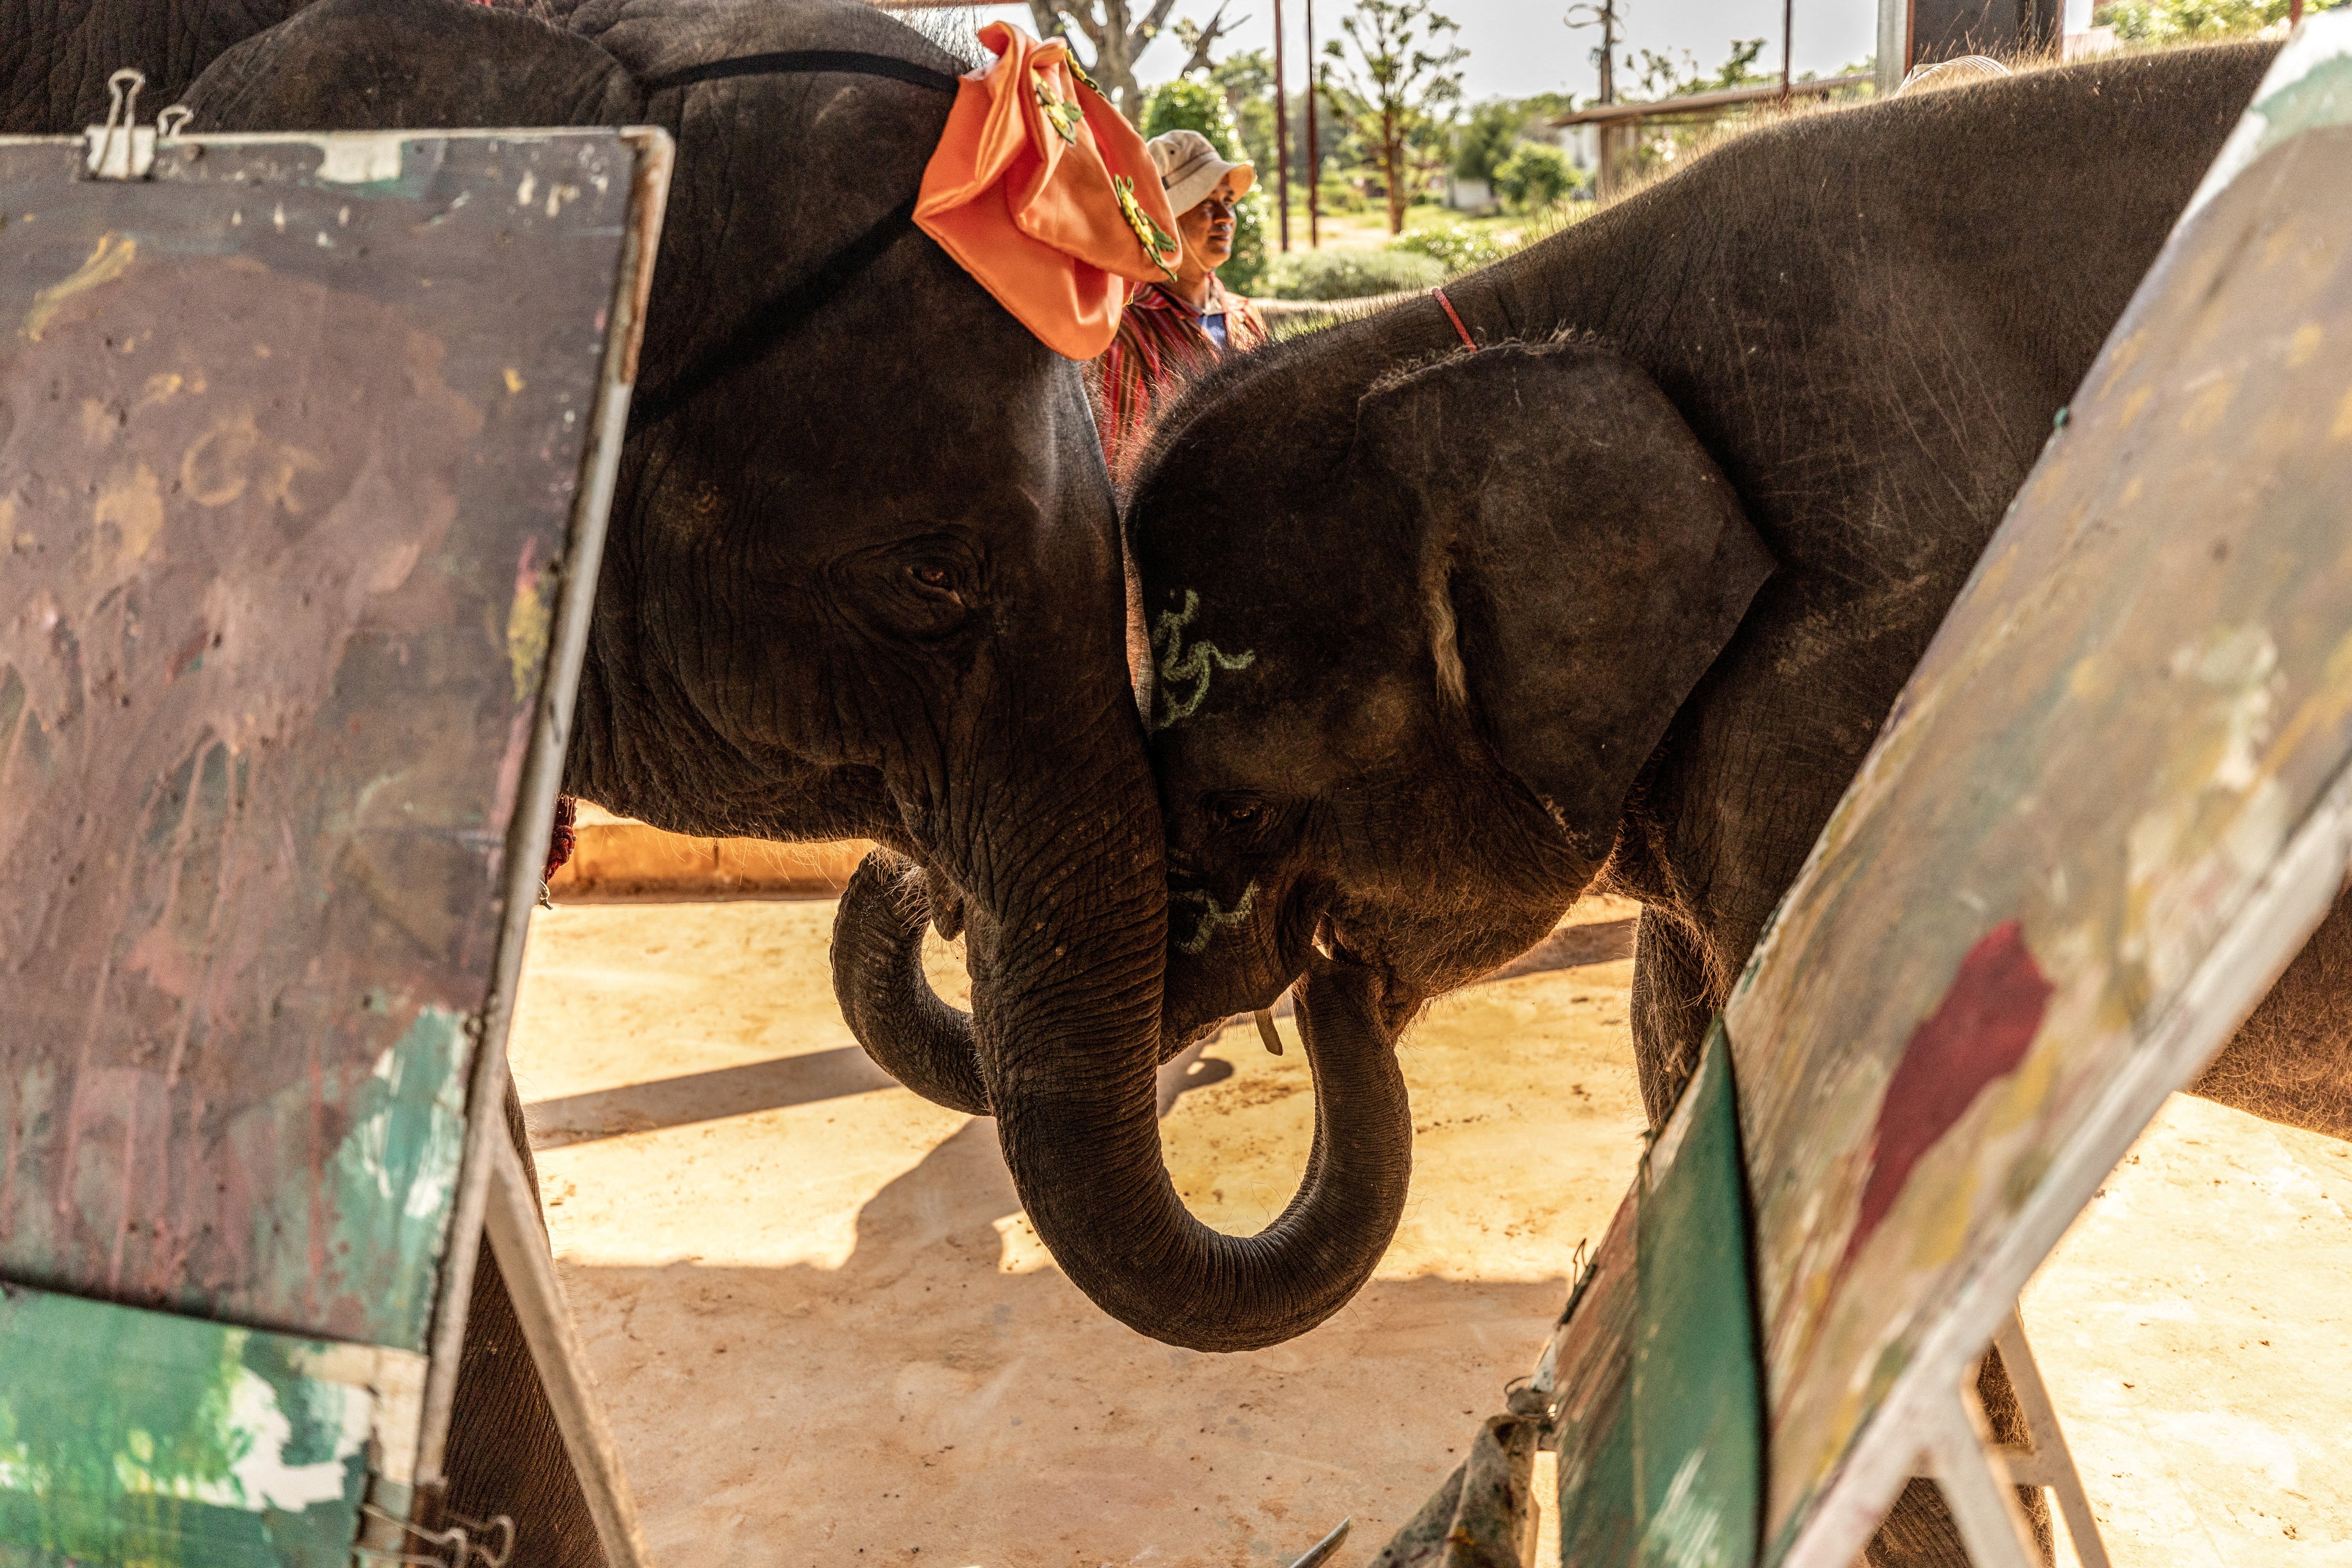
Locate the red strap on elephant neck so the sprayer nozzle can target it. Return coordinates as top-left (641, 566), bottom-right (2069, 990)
top-left (1434, 286), bottom-right (1477, 351)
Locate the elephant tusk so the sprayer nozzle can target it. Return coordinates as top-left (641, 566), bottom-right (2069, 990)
top-left (1254, 1008), bottom-right (1284, 1056)
top-left (1288, 1517), bottom-right (1350, 1568)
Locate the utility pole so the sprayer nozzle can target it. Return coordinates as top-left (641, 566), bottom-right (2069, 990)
top-left (1565, 0), bottom-right (1618, 197)
top-left (1305, 0), bottom-right (1320, 249)
top-left (1781, 0), bottom-right (1793, 102)
top-left (1566, 0), bottom-right (1618, 104)
top-left (1274, 0), bottom-right (1291, 250)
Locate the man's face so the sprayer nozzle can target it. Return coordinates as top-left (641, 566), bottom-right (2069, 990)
top-left (1177, 174), bottom-right (1241, 274)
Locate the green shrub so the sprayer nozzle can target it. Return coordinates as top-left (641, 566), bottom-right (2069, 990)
top-left (1453, 101), bottom-right (1526, 184)
top-left (2095, 0), bottom-right (2338, 40)
top-left (1260, 249), bottom-right (1445, 300)
top-left (1141, 79), bottom-right (1268, 294)
top-left (1494, 142), bottom-right (1575, 212)
top-left (1389, 221), bottom-right (1516, 277)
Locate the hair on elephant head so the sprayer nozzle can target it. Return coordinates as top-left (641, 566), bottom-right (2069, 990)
top-left (1129, 333), bottom-right (1772, 1051)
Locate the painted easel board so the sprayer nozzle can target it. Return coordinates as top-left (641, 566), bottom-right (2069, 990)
top-left (0, 118), bottom-right (669, 1565)
top-left (1528, 1028), bottom-right (1760, 1568)
top-left (1713, 18), bottom-right (2352, 1566)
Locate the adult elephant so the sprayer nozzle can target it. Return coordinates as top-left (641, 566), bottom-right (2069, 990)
top-left (11, 0), bottom-right (1408, 1559)
top-left (1093, 38), bottom-right (2348, 1566)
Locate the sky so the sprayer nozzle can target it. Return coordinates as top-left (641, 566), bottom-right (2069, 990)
top-left (970, 0), bottom-right (1880, 106)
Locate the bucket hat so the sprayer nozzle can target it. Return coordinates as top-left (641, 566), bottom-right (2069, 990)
top-left (1147, 129), bottom-right (1256, 215)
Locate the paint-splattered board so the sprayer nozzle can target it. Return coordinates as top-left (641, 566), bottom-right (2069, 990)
top-left (1541, 1025), bottom-right (1759, 1568)
top-left (1722, 20), bottom-right (2352, 1567)
top-left (1529, 19), bottom-right (2352, 1568)
top-left (0, 124), bottom-right (669, 1565)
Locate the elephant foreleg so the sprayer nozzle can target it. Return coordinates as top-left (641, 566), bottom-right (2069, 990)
top-left (1628, 905), bottom-right (1719, 1128)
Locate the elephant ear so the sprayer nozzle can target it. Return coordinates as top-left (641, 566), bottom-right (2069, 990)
top-left (183, 0), bottom-right (642, 132)
top-left (1359, 337), bottom-right (1773, 857)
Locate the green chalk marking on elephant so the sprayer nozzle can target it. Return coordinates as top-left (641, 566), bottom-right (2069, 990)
top-left (1173, 881), bottom-right (1257, 955)
top-left (1151, 590), bottom-right (1254, 731)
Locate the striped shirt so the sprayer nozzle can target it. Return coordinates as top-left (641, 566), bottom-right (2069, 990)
top-left (1090, 280), bottom-right (1270, 487)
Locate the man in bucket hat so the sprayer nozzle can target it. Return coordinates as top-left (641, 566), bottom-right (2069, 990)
top-left (1092, 129), bottom-right (1271, 485)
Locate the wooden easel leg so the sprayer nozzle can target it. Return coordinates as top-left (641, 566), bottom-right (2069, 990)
top-left (1911, 1306), bottom-right (2116, 1568)
top-left (1992, 1314), bottom-right (2113, 1568)
top-left (484, 1133), bottom-right (656, 1568)
top-left (1919, 1365), bottom-right (2047, 1568)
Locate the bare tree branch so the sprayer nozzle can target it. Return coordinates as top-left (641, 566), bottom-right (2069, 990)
top-left (1174, 2), bottom-right (1247, 78)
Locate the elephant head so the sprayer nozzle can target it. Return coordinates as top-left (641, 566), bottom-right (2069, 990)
top-left (180, 0), bottom-right (1411, 1354)
top-left (1125, 331), bottom-right (1774, 1051)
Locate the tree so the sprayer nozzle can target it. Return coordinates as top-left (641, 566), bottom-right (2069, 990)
top-left (1493, 142), bottom-right (1573, 211)
top-left (1026, 0), bottom-right (1245, 123)
top-left (1200, 46), bottom-right (1281, 175)
top-left (1453, 99), bottom-right (1525, 184)
top-left (1622, 36), bottom-right (1769, 101)
top-left (1318, 0), bottom-right (1468, 234)
top-left (1141, 78), bottom-right (1270, 292)
top-left (2095, 0), bottom-right (2339, 39)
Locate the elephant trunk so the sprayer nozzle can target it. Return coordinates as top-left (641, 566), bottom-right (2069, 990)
top-left (833, 842), bottom-right (1412, 1352)
top-left (831, 851), bottom-right (991, 1117)
top-left (993, 951), bottom-right (1412, 1350)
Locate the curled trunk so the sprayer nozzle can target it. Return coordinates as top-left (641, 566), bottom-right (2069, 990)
top-left (832, 851), bottom-right (991, 1116)
top-left (836, 859), bottom-right (1412, 1350)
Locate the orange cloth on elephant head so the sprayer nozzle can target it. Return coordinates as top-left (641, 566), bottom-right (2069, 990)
top-left (916, 24), bottom-right (1181, 361)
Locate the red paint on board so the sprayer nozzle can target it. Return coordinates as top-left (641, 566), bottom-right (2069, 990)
top-left (1838, 920), bottom-right (2053, 1276)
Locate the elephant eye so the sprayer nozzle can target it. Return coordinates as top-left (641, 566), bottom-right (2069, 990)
top-left (1206, 795), bottom-right (1270, 832)
top-left (907, 564), bottom-right (964, 604)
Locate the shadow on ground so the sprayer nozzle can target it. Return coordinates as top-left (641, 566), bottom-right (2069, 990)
top-left (561, 1118), bottom-right (1569, 1567)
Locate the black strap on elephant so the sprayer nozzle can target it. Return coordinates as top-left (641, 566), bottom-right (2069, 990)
top-left (624, 50), bottom-right (959, 429)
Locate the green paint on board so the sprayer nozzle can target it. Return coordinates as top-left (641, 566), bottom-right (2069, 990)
top-left (1631, 1022), bottom-right (1762, 1568)
top-left (315, 1003), bottom-right (473, 1352)
top-left (2252, 53), bottom-right (2352, 151)
top-left (0, 666), bottom-right (27, 784)
top-left (0, 1285), bottom-right (368, 1567)
top-left (1557, 1363), bottom-right (1639, 1568)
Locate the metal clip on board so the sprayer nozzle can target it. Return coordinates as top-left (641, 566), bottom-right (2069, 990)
top-left (82, 67), bottom-right (193, 181)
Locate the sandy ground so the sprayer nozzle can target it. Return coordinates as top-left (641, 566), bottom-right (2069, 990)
top-left (508, 896), bottom-right (2352, 1567)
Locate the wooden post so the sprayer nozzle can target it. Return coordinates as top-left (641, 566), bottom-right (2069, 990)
top-left (1305, 0), bottom-right (1320, 249)
top-left (1781, 0), bottom-right (1794, 102)
top-left (1274, 0), bottom-right (1290, 251)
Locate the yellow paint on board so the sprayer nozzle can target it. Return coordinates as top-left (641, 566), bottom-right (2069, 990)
top-left (2176, 376), bottom-right (2236, 437)
top-left (91, 463), bottom-right (163, 572)
top-left (507, 573), bottom-right (553, 706)
top-left (2286, 322), bottom-right (2324, 368)
top-left (503, 368), bottom-right (526, 394)
top-left (25, 232), bottom-right (134, 340)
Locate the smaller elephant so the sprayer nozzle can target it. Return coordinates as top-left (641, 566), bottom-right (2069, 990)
top-left (1124, 41), bottom-right (2350, 1567)
top-left (1130, 40), bottom-right (2352, 1140)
